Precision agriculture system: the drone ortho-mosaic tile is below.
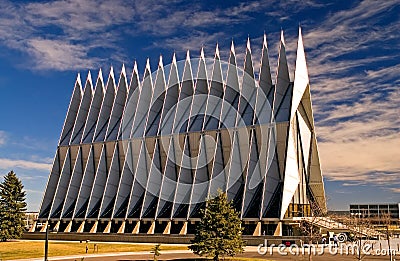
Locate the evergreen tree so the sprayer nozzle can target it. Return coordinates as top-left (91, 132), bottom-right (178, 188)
top-left (189, 190), bottom-right (245, 261)
top-left (0, 171), bottom-right (27, 241)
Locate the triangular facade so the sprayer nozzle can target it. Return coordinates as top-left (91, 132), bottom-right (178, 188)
top-left (37, 29), bottom-right (326, 236)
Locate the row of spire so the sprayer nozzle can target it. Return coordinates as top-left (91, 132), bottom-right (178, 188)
top-left (59, 29), bottom-right (305, 147)
top-left (71, 29), bottom-right (300, 100)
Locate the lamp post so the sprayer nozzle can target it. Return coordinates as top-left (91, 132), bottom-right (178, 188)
top-left (44, 223), bottom-right (49, 261)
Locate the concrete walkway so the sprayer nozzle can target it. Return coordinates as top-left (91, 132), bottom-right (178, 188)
top-left (9, 249), bottom-right (193, 261)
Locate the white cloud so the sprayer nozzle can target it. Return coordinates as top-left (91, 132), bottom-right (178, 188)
top-left (134, 1), bottom-right (264, 36)
top-left (0, 0), bottom-right (275, 71)
top-left (0, 158), bottom-right (52, 171)
top-left (313, 70), bottom-right (400, 189)
top-left (0, 0), bottom-right (134, 70)
top-left (1, 0), bottom-right (311, 71)
top-left (0, 130), bottom-right (6, 146)
top-left (152, 32), bottom-right (226, 54)
top-left (389, 188), bottom-right (400, 193)
top-left (24, 189), bottom-right (44, 194)
top-left (26, 38), bottom-right (100, 71)
top-left (282, 1), bottom-right (400, 190)
top-left (24, 0), bottom-right (134, 33)
top-left (319, 133), bottom-right (400, 180)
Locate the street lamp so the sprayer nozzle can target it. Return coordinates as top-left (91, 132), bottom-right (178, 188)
top-left (44, 223), bottom-right (50, 261)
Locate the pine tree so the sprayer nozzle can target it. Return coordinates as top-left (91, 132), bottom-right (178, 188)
top-left (189, 190), bottom-right (245, 261)
top-left (0, 171), bottom-right (27, 241)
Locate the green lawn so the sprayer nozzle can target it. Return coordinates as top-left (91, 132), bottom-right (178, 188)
top-left (0, 240), bottom-right (188, 260)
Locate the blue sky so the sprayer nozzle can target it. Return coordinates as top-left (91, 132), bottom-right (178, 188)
top-left (0, 0), bottom-right (399, 211)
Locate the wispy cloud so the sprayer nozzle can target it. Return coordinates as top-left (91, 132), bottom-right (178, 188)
top-left (24, 0), bottom-right (134, 33)
top-left (1, 0), bottom-right (320, 71)
top-left (0, 130), bottom-right (6, 146)
top-left (0, 130), bottom-right (54, 176)
top-left (319, 133), bottom-right (400, 181)
top-left (0, 0), bottom-right (268, 71)
top-left (0, 0), bottom-right (134, 70)
top-left (26, 38), bottom-right (100, 71)
top-left (151, 31), bottom-right (226, 54)
top-left (389, 188), bottom-right (400, 193)
top-left (134, 1), bottom-right (264, 36)
top-left (297, 1), bottom-right (400, 189)
top-left (24, 189), bottom-right (45, 194)
top-left (0, 158), bottom-right (52, 171)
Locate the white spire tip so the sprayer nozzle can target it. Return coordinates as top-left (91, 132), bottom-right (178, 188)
top-left (159, 55), bottom-right (164, 67)
top-left (172, 53), bottom-right (177, 64)
top-left (230, 41), bottom-right (235, 54)
top-left (246, 37), bottom-right (251, 51)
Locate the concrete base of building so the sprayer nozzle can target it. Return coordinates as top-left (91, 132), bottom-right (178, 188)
top-left (33, 220), bottom-right (298, 236)
top-left (31, 219), bottom-right (309, 245)
top-left (34, 219), bottom-right (293, 236)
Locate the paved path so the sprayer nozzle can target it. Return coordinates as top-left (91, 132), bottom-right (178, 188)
top-left (9, 245), bottom-right (397, 261)
top-left (9, 250), bottom-right (193, 261)
top-left (9, 247), bottom-right (262, 261)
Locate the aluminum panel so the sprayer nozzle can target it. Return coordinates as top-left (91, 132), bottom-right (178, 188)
top-left (146, 58), bottom-right (166, 136)
top-left (82, 72), bottom-right (105, 144)
top-left (203, 47), bottom-right (223, 131)
top-left (113, 142), bottom-right (134, 218)
top-left (50, 148), bottom-right (75, 218)
top-left (141, 139), bottom-right (163, 219)
top-left (280, 120), bottom-right (300, 219)
top-left (100, 143), bottom-right (121, 218)
top-left (274, 32), bottom-right (291, 123)
top-left (221, 44), bottom-right (240, 129)
top-left (93, 70), bottom-right (116, 142)
top-left (86, 145), bottom-right (108, 218)
top-left (291, 28), bottom-right (310, 121)
top-left (39, 150), bottom-right (61, 218)
top-left (106, 67), bottom-right (128, 141)
top-left (59, 76), bottom-right (82, 146)
top-left (126, 140), bottom-right (149, 218)
top-left (173, 52), bottom-right (194, 133)
top-left (119, 63), bottom-right (140, 140)
top-left (62, 148), bottom-right (84, 218)
top-left (70, 74), bottom-right (93, 144)
top-left (73, 147), bottom-right (95, 218)
top-left (131, 61), bottom-right (153, 138)
top-left (159, 55), bottom-right (180, 135)
top-left (259, 34), bottom-right (273, 96)
top-left (208, 132), bottom-right (227, 197)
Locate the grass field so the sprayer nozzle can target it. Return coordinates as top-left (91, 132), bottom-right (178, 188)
top-left (0, 240), bottom-right (188, 260)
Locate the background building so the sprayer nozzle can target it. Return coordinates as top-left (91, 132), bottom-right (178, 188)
top-left (350, 203), bottom-right (400, 220)
top-left (349, 203), bottom-right (400, 236)
top-left (33, 29), bottom-right (326, 236)
top-left (24, 212), bottom-right (39, 230)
